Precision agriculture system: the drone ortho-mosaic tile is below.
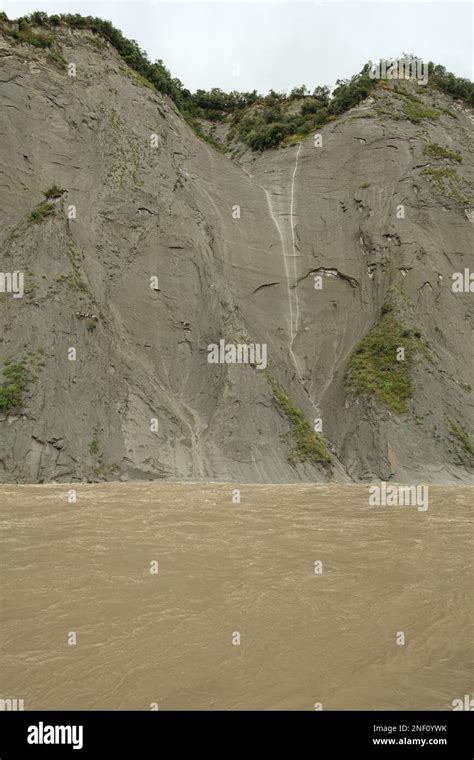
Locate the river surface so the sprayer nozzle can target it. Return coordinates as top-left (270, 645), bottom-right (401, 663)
top-left (1, 483), bottom-right (472, 710)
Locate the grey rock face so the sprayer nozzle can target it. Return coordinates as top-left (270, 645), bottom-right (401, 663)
top-left (0, 29), bottom-right (473, 483)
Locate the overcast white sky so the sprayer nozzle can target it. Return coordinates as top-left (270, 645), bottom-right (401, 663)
top-left (2, 1), bottom-right (472, 93)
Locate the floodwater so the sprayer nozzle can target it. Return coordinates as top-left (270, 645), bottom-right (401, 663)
top-left (0, 483), bottom-right (472, 710)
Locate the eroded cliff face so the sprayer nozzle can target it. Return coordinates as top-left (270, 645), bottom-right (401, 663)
top-left (0, 26), bottom-right (473, 483)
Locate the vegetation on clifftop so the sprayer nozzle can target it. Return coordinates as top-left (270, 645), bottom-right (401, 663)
top-left (1, 12), bottom-right (473, 153)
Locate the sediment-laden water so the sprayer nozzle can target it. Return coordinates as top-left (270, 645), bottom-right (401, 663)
top-left (1, 483), bottom-right (472, 710)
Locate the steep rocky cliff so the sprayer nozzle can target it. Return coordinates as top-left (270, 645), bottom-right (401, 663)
top-left (0, 21), bottom-right (473, 483)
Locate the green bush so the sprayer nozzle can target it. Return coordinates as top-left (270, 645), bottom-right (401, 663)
top-left (27, 11), bottom-right (49, 25)
top-left (0, 360), bottom-right (32, 412)
top-left (428, 63), bottom-right (474, 107)
top-left (234, 70), bottom-right (375, 151)
top-left (245, 122), bottom-right (292, 151)
top-left (300, 100), bottom-right (318, 116)
top-left (329, 70), bottom-right (376, 115)
top-left (0, 384), bottom-right (23, 411)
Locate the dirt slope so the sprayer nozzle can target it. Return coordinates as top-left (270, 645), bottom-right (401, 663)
top-left (0, 26), bottom-right (473, 483)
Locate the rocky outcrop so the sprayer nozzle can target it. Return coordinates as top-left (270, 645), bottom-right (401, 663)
top-left (0, 25), bottom-right (473, 483)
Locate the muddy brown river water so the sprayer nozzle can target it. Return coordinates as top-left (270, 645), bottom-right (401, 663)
top-left (1, 483), bottom-right (472, 710)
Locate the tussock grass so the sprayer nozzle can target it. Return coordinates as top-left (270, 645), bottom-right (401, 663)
top-left (267, 373), bottom-right (331, 466)
top-left (29, 202), bottom-right (55, 223)
top-left (44, 185), bottom-right (65, 199)
top-left (421, 166), bottom-right (473, 205)
top-left (423, 142), bottom-right (462, 162)
top-left (447, 418), bottom-right (474, 456)
top-left (5, 27), bottom-right (53, 48)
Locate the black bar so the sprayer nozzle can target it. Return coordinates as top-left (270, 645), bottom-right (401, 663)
top-left (0, 710), bottom-right (472, 757)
